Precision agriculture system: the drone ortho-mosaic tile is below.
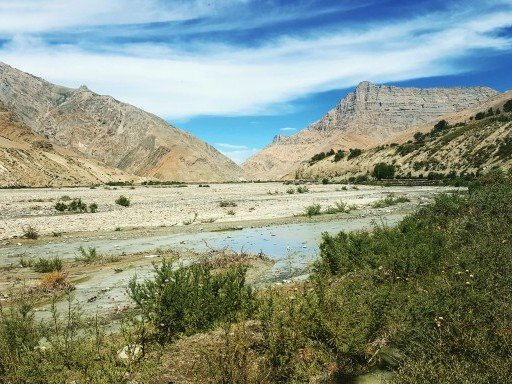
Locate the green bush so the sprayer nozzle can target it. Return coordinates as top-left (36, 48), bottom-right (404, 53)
top-left (88, 203), bottom-right (98, 213)
top-left (129, 260), bottom-right (254, 341)
top-left (305, 204), bottom-right (321, 218)
top-left (334, 149), bottom-right (345, 162)
top-left (33, 256), bottom-right (63, 273)
top-left (115, 195), bottom-right (130, 207)
top-left (296, 186), bottom-right (309, 193)
top-left (54, 202), bottom-right (67, 212)
top-left (219, 200), bottom-right (237, 207)
top-left (347, 148), bottom-right (362, 160)
top-left (503, 99), bottom-right (512, 112)
top-left (372, 162), bottom-right (395, 180)
top-left (75, 246), bottom-right (101, 263)
top-left (371, 195), bottom-right (410, 208)
top-left (22, 226), bottom-right (38, 240)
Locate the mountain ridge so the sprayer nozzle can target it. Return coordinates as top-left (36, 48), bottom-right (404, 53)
top-left (0, 61), bottom-right (244, 183)
top-left (243, 81), bottom-right (499, 180)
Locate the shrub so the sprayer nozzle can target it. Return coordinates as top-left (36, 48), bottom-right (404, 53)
top-left (324, 200), bottom-right (353, 214)
top-left (67, 198), bottom-right (87, 212)
top-left (129, 260), bottom-right (253, 341)
top-left (39, 272), bottom-right (71, 290)
top-left (115, 195), bottom-right (130, 207)
top-left (54, 202), bottom-right (67, 212)
top-left (504, 99), bottom-right (512, 112)
top-left (296, 186), bottom-right (309, 193)
top-left (75, 246), bottom-right (101, 263)
top-left (334, 150), bottom-right (345, 162)
top-left (305, 204), bottom-right (321, 218)
top-left (88, 203), bottom-right (98, 213)
top-left (22, 226), bottom-right (38, 240)
top-left (219, 200), bottom-right (237, 207)
top-left (347, 148), bottom-right (362, 160)
top-left (286, 188), bottom-right (295, 194)
top-left (33, 256), bottom-right (63, 273)
top-left (372, 162), bottom-right (395, 180)
top-left (372, 195), bottom-right (410, 208)
top-left (227, 209), bottom-right (236, 216)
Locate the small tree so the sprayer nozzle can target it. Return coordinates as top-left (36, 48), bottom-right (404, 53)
top-left (115, 195), bottom-right (130, 207)
top-left (372, 162), bottom-right (395, 180)
top-left (504, 99), bottom-right (512, 113)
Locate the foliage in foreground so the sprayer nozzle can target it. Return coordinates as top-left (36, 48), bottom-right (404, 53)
top-left (205, 177), bottom-right (512, 383)
top-left (129, 260), bottom-right (254, 342)
top-left (1, 177), bottom-right (511, 383)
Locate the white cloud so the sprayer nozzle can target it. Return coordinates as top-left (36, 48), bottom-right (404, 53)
top-left (280, 127), bottom-right (296, 132)
top-left (214, 144), bottom-right (260, 164)
top-left (0, 0), bottom-right (246, 33)
top-left (0, 4), bottom-right (511, 121)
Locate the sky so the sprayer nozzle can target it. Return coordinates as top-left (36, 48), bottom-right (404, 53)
top-left (0, 0), bottom-right (511, 163)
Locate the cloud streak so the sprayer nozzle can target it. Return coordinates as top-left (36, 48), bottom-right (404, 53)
top-left (0, 1), bottom-right (510, 122)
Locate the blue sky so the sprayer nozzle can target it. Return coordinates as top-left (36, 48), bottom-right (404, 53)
top-left (0, 0), bottom-right (511, 163)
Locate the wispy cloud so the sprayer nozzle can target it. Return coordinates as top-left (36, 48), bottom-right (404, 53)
top-left (280, 127), bottom-right (296, 132)
top-left (214, 143), bottom-right (260, 164)
top-left (0, 1), bottom-right (511, 121)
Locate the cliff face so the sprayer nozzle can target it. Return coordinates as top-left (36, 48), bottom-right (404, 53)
top-left (243, 81), bottom-right (498, 180)
top-left (0, 62), bottom-right (244, 182)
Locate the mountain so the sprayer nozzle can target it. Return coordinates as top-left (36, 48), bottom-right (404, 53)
top-left (0, 102), bottom-right (136, 187)
top-left (243, 81), bottom-right (499, 180)
top-left (0, 62), bottom-right (243, 183)
top-left (296, 92), bottom-right (512, 180)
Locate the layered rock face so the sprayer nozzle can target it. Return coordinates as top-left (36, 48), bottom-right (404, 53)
top-left (0, 102), bottom-right (135, 187)
top-left (243, 81), bottom-right (498, 180)
top-left (0, 62), bottom-right (243, 182)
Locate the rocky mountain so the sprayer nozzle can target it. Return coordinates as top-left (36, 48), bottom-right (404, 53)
top-left (296, 92), bottom-right (512, 181)
top-left (0, 102), bottom-right (136, 187)
top-left (243, 81), bottom-right (499, 180)
top-left (0, 62), bottom-right (243, 183)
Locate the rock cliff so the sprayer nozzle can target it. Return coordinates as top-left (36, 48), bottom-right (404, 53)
top-left (243, 81), bottom-right (498, 180)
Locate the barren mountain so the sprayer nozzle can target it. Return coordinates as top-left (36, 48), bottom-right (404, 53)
top-left (243, 81), bottom-right (498, 180)
top-left (0, 62), bottom-right (243, 182)
top-left (296, 92), bottom-right (512, 180)
top-left (0, 102), bottom-right (137, 187)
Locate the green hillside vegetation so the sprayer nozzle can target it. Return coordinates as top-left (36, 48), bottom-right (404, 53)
top-left (0, 173), bottom-right (510, 383)
top-left (297, 100), bottom-right (512, 182)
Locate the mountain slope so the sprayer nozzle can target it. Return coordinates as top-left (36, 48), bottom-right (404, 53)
top-left (0, 102), bottom-right (137, 187)
top-left (243, 81), bottom-right (498, 180)
top-left (0, 62), bottom-right (243, 182)
top-left (296, 93), bottom-right (512, 180)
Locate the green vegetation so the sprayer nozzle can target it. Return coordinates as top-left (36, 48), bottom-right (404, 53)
top-left (309, 149), bottom-right (335, 165)
top-left (347, 148), bottom-right (362, 159)
top-left (372, 162), bottom-right (395, 180)
top-left (33, 256), bottom-right (63, 273)
top-left (129, 260), bottom-right (253, 341)
top-left (324, 200), bottom-right (354, 214)
top-left (75, 246), bottom-right (102, 263)
top-left (504, 99), bottom-right (512, 113)
top-left (296, 185), bottom-right (309, 193)
top-left (55, 198), bottom-right (97, 213)
top-left (115, 195), bottom-right (130, 207)
top-left (305, 204), bottom-right (321, 217)
top-left (219, 200), bottom-right (237, 207)
top-left (22, 225), bottom-right (38, 240)
top-left (2, 176), bottom-right (512, 383)
top-left (334, 149), bottom-right (345, 162)
top-left (372, 194), bottom-right (410, 208)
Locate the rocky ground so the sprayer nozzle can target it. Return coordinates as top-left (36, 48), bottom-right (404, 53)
top-left (0, 182), bottom-right (457, 241)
